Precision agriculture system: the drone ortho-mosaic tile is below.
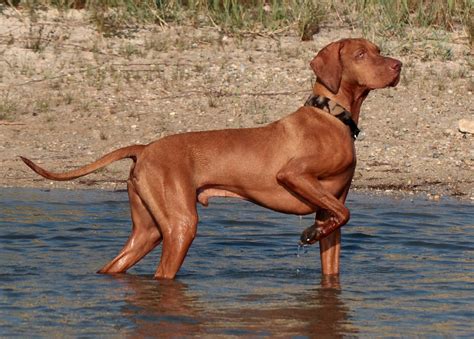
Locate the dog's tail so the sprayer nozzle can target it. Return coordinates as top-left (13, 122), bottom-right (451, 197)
top-left (20, 144), bottom-right (145, 181)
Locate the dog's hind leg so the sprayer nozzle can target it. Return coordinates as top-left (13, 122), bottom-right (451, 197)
top-left (97, 180), bottom-right (162, 274)
top-left (154, 209), bottom-right (198, 280)
top-left (133, 170), bottom-right (198, 280)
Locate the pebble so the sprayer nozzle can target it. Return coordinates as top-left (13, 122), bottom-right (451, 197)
top-left (92, 129), bottom-right (101, 140)
top-left (443, 128), bottom-right (454, 136)
top-left (427, 193), bottom-right (441, 201)
top-left (458, 119), bottom-right (474, 134)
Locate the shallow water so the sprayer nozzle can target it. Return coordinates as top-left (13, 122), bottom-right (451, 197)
top-left (0, 188), bottom-right (473, 336)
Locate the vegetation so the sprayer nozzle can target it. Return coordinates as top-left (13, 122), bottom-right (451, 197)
top-left (4, 0), bottom-right (472, 41)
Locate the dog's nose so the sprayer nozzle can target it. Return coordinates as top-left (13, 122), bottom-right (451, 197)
top-left (391, 60), bottom-right (402, 71)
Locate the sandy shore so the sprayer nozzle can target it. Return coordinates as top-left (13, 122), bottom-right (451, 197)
top-left (0, 9), bottom-right (473, 201)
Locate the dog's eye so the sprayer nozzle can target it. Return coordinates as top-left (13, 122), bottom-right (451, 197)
top-left (356, 50), bottom-right (366, 59)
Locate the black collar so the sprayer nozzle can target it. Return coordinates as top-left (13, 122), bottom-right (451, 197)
top-left (304, 94), bottom-right (360, 140)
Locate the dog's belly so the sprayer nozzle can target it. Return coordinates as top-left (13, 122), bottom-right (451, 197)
top-left (196, 187), bottom-right (315, 215)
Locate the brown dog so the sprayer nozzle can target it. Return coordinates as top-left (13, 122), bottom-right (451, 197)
top-left (21, 38), bottom-right (401, 279)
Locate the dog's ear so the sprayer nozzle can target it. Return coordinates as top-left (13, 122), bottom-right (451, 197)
top-left (310, 40), bottom-right (344, 94)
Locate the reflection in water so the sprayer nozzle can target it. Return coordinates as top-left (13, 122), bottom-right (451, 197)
top-left (113, 276), bottom-right (204, 336)
top-left (112, 274), bottom-right (356, 336)
top-left (216, 276), bottom-right (356, 337)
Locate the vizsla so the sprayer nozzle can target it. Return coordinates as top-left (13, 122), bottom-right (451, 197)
top-left (21, 38), bottom-right (402, 279)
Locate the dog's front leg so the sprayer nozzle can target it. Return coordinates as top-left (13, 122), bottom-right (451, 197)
top-left (276, 161), bottom-right (350, 276)
top-left (299, 191), bottom-right (349, 276)
top-left (276, 163), bottom-right (350, 243)
top-left (319, 229), bottom-right (341, 275)
top-left (315, 210), bottom-right (341, 275)
top-left (298, 208), bottom-right (343, 276)
top-left (277, 175), bottom-right (350, 230)
top-left (317, 189), bottom-right (350, 275)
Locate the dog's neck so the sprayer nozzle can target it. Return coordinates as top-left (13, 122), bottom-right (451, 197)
top-left (305, 94), bottom-right (347, 116)
top-left (312, 82), bottom-right (370, 124)
top-left (305, 93), bottom-right (360, 140)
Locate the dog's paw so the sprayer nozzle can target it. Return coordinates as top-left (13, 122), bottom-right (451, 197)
top-left (299, 217), bottom-right (341, 244)
top-left (299, 225), bottom-right (324, 245)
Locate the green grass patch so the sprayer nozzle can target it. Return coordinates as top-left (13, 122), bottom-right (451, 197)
top-left (4, 1), bottom-right (473, 39)
top-left (0, 93), bottom-right (18, 121)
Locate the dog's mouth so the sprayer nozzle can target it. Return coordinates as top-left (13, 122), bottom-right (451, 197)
top-left (369, 69), bottom-right (402, 90)
top-left (389, 73), bottom-right (401, 87)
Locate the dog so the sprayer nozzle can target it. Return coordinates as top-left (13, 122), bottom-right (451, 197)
top-left (21, 38), bottom-right (402, 279)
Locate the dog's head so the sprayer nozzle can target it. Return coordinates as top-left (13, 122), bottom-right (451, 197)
top-left (310, 38), bottom-right (402, 94)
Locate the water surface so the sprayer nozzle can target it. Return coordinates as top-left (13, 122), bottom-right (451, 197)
top-left (1, 188), bottom-right (473, 336)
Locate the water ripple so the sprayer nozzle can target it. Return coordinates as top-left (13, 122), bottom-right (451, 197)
top-left (0, 188), bottom-right (473, 337)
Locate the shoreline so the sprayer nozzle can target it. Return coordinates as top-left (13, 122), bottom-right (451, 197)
top-left (0, 182), bottom-right (467, 201)
top-left (2, 176), bottom-right (470, 203)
